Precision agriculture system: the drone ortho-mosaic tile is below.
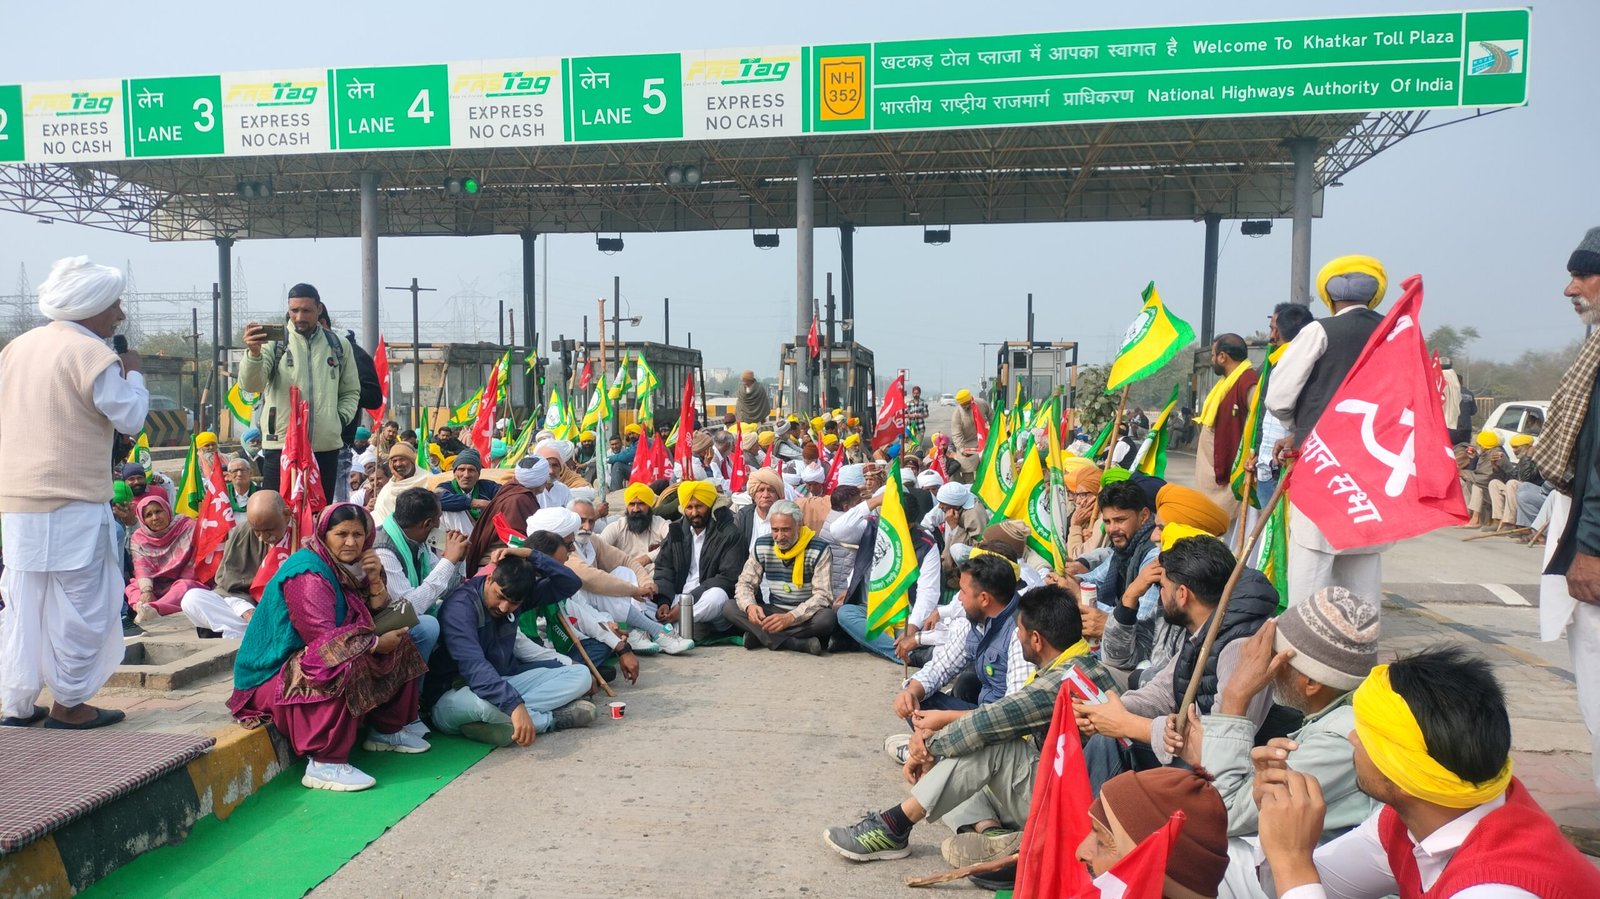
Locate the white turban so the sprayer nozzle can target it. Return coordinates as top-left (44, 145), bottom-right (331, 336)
top-left (551, 439), bottom-right (576, 463)
top-left (568, 485), bottom-right (597, 505)
top-left (527, 507), bottom-right (581, 538)
top-left (38, 256), bottom-right (125, 322)
top-left (916, 470), bottom-right (945, 489)
top-left (837, 464), bottom-right (866, 488)
top-left (936, 482), bottom-right (977, 510)
top-left (515, 456), bottom-right (551, 488)
top-left (801, 463), bottom-right (827, 484)
top-left (781, 472), bottom-right (802, 488)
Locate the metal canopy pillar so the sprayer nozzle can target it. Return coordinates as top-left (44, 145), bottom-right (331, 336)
top-left (1286, 138), bottom-right (1316, 306)
top-left (521, 230), bottom-right (537, 402)
top-left (793, 156), bottom-right (815, 415)
top-left (1200, 213), bottom-right (1220, 348)
top-left (840, 223), bottom-right (855, 344)
top-left (215, 236), bottom-right (234, 349)
top-left (359, 172), bottom-right (380, 349)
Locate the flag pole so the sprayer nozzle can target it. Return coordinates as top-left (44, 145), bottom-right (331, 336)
top-left (1174, 461), bottom-right (1294, 728)
top-left (1101, 386), bottom-right (1130, 467)
top-left (555, 609), bottom-right (617, 699)
top-left (1234, 470), bottom-right (1256, 557)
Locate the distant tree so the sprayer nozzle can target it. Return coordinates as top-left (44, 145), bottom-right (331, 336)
top-left (1072, 365), bottom-right (1120, 433)
top-left (1427, 325), bottom-right (1481, 362)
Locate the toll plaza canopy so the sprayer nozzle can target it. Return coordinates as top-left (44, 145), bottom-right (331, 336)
top-left (0, 9), bottom-right (1530, 410)
top-left (0, 9), bottom-right (1528, 239)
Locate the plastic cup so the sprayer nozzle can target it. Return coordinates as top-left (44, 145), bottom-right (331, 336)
top-left (609, 701), bottom-right (626, 719)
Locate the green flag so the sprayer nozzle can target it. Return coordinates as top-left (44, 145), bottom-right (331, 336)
top-left (1133, 383), bottom-right (1180, 479)
top-left (173, 437), bottom-right (203, 519)
top-left (1085, 419), bottom-right (1114, 460)
top-left (1258, 489), bottom-right (1290, 613)
top-left (866, 458), bottom-right (917, 639)
top-left (634, 354), bottom-right (659, 399)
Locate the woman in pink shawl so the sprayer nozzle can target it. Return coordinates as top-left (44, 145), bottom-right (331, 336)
top-left (230, 503), bottom-right (429, 793)
top-left (126, 492), bottom-right (205, 624)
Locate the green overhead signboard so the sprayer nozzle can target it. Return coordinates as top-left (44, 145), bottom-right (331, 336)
top-left (0, 9), bottom-right (1528, 164)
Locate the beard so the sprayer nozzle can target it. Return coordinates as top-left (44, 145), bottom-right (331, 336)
top-left (1577, 297), bottom-right (1600, 326)
top-left (625, 510), bottom-right (653, 534)
top-left (1211, 360), bottom-right (1226, 376)
top-left (1159, 599), bottom-right (1188, 628)
top-left (1271, 669), bottom-right (1313, 714)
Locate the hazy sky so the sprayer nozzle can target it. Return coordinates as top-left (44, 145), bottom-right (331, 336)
top-left (1, 1), bottom-right (1592, 393)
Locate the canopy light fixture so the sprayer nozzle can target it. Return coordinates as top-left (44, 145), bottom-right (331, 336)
top-left (752, 230), bottom-right (780, 249)
top-left (596, 235), bottom-right (625, 254)
top-left (923, 226), bottom-right (951, 246)
top-left (1240, 220), bottom-right (1273, 237)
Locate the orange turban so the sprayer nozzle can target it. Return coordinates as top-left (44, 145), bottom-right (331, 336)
top-left (1155, 484), bottom-right (1228, 536)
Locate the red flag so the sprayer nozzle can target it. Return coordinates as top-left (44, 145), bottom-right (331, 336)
top-left (369, 335), bottom-right (390, 425)
top-left (578, 359), bottom-right (594, 390)
top-left (280, 386), bottom-right (326, 532)
top-left (1074, 812), bottom-right (1185, 899)
top-left (629, 431), bottom-right (654, 485)
top-left (971, 400), bottom-right (990, 446)
top-left (807, 314), bottom-right (820, 359)
top-left (249, 533), bottom-right (293, 601)
top-left (763, 437), bottom-right (776, 472)
top-left (1290, 275), bottom-right (1467, 549)
top-left (871, 374), bottom-right (907, 451)
top-left (470, 359), bottom-right (502, 463)
top-left (674, 375), bottom-right (696, 481)
top-left (491, 512), bottom-right (527, 547)
top-left (729, 424), bottom-right (749, 493)
top-left (1013, 684), bottom-right (1095, 898)
top-left (823, 444), bottom-right (846, 493)
top-left (193, 453), bottom-right (235, 585)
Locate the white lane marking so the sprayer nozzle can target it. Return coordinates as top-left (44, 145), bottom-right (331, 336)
top-left (1485, 583), bottom-right (1531, 606)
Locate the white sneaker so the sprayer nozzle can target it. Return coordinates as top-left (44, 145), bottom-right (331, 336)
top-left (884, 732), bottom-right (911, 765)
top-left (362, 729), bottom-right (431, 754)
top-left (654, 632), bottom-right (696, 655)
top-left (627, 630), bottom-right (662, 655)
top-left (402, 718), bottom-right (430, 737)
top-left (302, 761), bottom-right (376, 792)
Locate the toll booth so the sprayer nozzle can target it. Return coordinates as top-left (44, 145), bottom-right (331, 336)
top-left (993, 341), bottom-right (1079, 407)
top-left (778, 340), bottom-right (877, 428)
top-left (573, 340), bottom-right (704, 429)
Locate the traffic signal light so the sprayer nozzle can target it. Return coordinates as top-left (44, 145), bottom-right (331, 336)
top-left (444, 176), bottom-right (481, 197)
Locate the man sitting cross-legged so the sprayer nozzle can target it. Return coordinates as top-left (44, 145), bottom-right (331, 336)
top-left (653, 479), bottom-right (749, 641)
top-left (726, 499), bottom-right (838, 654)
top-left (823, 585), bottom-right (1117, 865)
top-left (372, 487), bottom-right (471, 664)
top-left (180, 490), bottom-right (286, 639)
top-left (423, 552), bottom-right (596, 748)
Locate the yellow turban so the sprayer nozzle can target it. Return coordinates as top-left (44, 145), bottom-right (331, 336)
top-left (623, 483), bottom-right (657, 506)
top-left (758, 431), bottom-right (776, 448)
top-left (1155, 484), bottom-right (1229, 536)
top-left (788, 414), bottom-right (800, 424)
top-left (831, 408), bottom-right (844, 419)
top-left (1476, 431), bottom-right (1500, 450)
top-left (1160, 522), bottom-right (1211, 553)
top-left (442, 454), bottom-right (457, 470)
top-left (810, 416), bottom-right (826, 433)
top-left (843, 434), bottom-right (860, 448)
top-left (1353, 665), bottom-right (1512, 808)
top-left (822, 434), bottom-right (838, 447)
top-left (1509, 434), bottom-right (1534, 448)
top-left (624, 423), bottom-right (642, 437)
top-left (956, 389), bottom-right (972, 404)
top-left (677, 479), bottom-right (718, 511)
top-left (580, 430), bottom-right (595, 442)
top-left (1316, 254), bottom-right (1388, 311)
top-left (196, 431), bottom-right (217, 448)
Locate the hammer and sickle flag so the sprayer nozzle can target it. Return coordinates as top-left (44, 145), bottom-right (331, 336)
top-left (1291, 275), bottom-right (1467, 550)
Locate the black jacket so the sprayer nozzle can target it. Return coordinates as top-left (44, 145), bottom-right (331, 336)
top-left (1171, 567), bottom-right (1279, 715)
top-left (654, 506), bottom-right (749, 602)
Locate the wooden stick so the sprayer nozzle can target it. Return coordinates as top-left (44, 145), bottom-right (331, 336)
top-left (555, 606), bottom-right (617, 698)
top-left (1234, 471), bottom-right (1256, 557)
top-left (906, 851), bottom-right (1019, 887)
top-left (1462, 526), bottom-right (1530, 542)
top-left (1175, 463), bottom-right (1292, 726)
top-left (900, 622), bottom-right (910, 682)
top-left (1101, 386), bottom-right (1130, 467)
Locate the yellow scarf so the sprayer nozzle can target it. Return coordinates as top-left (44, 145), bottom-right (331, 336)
top-left (1024, 639), bottom-right (1092, 686)
top-left (1352, 665), bottom-right (1512, 808)
top-left (771, 526), bottom-right (817, 588)
top-left (1196, 359), bottom-right (1254, 428)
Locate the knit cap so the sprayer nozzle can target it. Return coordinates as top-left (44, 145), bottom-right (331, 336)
top-left (1569, 226), bottom-right (1600, 276)
top-left (1274, 585), bottom-right (1380, 691)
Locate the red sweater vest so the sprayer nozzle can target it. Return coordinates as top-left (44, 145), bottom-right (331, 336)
top-left (1379, 779), bottom-right (1600, 898)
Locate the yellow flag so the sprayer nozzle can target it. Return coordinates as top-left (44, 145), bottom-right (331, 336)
top-left (1106, 282), bottom-right (1196, 393)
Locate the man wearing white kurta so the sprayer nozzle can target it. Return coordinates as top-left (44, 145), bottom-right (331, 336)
top-left (0, 257), bottom-right (150, 729)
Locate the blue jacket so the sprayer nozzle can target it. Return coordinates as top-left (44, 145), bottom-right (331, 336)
top-left (422, 555), bottom-right (581, 716)
top-left (969, 594), bottom-right (1021, 705)
top-left (436, 478), bottom-right (500, 513)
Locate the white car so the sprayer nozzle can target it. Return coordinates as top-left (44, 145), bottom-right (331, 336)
top-left (938, 393), bottom-right (956, 406)
top-left (1483, 400), bottom-right (1547, 462)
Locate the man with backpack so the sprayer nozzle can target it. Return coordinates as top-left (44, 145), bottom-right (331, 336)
top-left (239, 284), bottom-right (364, 502)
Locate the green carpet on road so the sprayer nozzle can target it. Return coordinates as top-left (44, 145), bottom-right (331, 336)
top-left (83, 735), bottom-right (492, 898)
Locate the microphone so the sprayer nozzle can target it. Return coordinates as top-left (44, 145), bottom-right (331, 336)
top-left (112, 334), bottom-right (128, 354)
